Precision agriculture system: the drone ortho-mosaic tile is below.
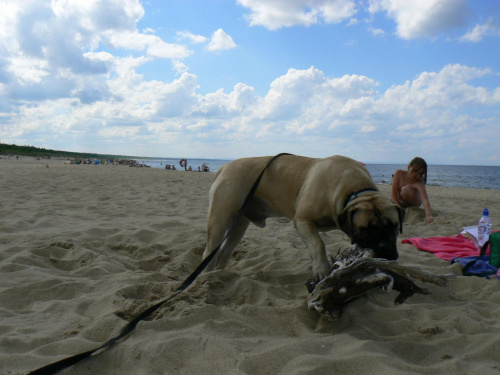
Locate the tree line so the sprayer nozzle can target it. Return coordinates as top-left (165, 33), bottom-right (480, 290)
top-left (0, 143), bottom-right (131, 160)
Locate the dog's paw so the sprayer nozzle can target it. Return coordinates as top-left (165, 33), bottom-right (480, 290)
top-left (305, 278), bottom-right (318, 293)
top-left (312, 262), bottom-right (331, 283)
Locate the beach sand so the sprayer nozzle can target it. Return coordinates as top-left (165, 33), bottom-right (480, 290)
top-left (1, 157), bottom-right (499, 375)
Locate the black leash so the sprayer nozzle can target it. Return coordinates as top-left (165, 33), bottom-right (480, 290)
top-left (28, 153), bottom-right (291, 375)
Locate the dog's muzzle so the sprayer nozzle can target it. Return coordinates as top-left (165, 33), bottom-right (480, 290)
top-left (373, 241), bottom-right (399, 260)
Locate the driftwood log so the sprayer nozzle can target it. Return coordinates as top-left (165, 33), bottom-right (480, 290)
top-left (306, 245), bottom-right (454, 320)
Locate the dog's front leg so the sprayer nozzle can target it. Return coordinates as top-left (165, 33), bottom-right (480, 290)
top-left (293, 218), bottom-right (330, 281)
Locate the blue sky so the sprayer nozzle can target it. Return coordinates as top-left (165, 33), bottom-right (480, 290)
top-left (1, 0), bottom-right (500, 165)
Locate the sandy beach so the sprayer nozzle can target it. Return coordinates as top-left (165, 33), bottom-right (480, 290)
top-left (1, 156), bottom-right (499, 375)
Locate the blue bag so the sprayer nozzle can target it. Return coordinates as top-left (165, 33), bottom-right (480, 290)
top-left (452, 240), bottom-right (498, 277)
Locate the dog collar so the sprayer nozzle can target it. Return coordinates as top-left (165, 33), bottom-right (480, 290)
top-left (344, 188), bottom-right (378, 208)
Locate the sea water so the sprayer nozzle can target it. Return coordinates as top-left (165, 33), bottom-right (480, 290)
top-left (366, 163), bottom-right (500, 190)
top-left (138, 158), bottom-right (500, 191)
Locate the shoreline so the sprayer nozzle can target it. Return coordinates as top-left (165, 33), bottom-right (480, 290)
top-left (2, 156), bottom-right (500, 190)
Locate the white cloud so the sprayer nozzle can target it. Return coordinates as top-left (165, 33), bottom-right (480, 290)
top-left (461, 17), bottom-right (500, 42)
top-left (369, 26), bottom-right (386, 37)
top-left (177, 31), bottom-right (209, 44)
top-left (397, 123), bottom-right (416, 131)
top-left (379, 64), bottom-right (496, 114)
top-left (237, 0), bottom-right (476, 40)
top-left (51, 0), bottom-right (145, 31)
top-left (7, 56), bottom-right (49, 84)
top-left (359, 125), bottom-right (376, 132)
top-left (2, 62), bottom-right (499, 164)
top-left (237, 0), bottom-right (357, 30)
top-left (0, 0), bottom-right (195, 108)
top-left (106, 31), bottom-right (191, 59)
top-left (368, 0), bottom-right (469, 39)
top-left (172, 60), bottom-right (189, 74)
top-left (196, 83), bottom-right (257, 117)
top-left (346, 18), bottom-right (358, 26)
top-left (0, 1), bottom-right (499, 164)
top-left (256, 67), bottom-right (380, 135)
top-left (206, 29), bottom-right (237, 51)
top-left (98, 125), bottom-right (141, 138)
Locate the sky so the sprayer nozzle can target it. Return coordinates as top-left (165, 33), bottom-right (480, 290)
top-left (1, 0), bottom-right (500, 165)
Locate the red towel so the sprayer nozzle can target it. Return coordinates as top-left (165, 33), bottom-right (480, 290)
top-left (402, 234), bottom-right (489, 261)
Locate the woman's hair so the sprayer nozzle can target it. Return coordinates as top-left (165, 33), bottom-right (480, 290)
top-left (409, 157), bottom-right (428, 184)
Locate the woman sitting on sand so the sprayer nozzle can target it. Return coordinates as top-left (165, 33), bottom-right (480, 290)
top-left (391, 157), bottom-right (434, 223)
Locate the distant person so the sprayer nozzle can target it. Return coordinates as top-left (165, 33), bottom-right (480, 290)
top-left (391, 157), bottom-right (434, 223)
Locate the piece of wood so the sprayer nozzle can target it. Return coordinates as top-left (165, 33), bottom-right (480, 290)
top-left (306, 246), bottom-right (453, 320)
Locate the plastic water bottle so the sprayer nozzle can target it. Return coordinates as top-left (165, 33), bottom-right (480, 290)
top-left (477, 208), bottom-right (492, 250)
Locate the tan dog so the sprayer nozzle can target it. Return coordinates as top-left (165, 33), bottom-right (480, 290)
top-left (203, 155), bottom-right (404, 281)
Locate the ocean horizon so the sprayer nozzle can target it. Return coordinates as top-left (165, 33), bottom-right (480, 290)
top-left (134, 157), bottom-right (500, 191)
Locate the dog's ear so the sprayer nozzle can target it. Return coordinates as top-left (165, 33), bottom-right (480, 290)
top-left (396, 205), bottom-right (405, 234)
top-left (340, 197), bottom-right (368, 237)
top-left (338, 207), bottom-right (355, 237)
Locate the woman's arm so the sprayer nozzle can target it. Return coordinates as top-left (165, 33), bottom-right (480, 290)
top-left (417, 184), bottom-right (434, 223)
top-left (390, 170), bottom-right (402, 204)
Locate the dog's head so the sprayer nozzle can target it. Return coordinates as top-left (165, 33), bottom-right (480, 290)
top-left (340, 195), bottom-right (404, 260)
